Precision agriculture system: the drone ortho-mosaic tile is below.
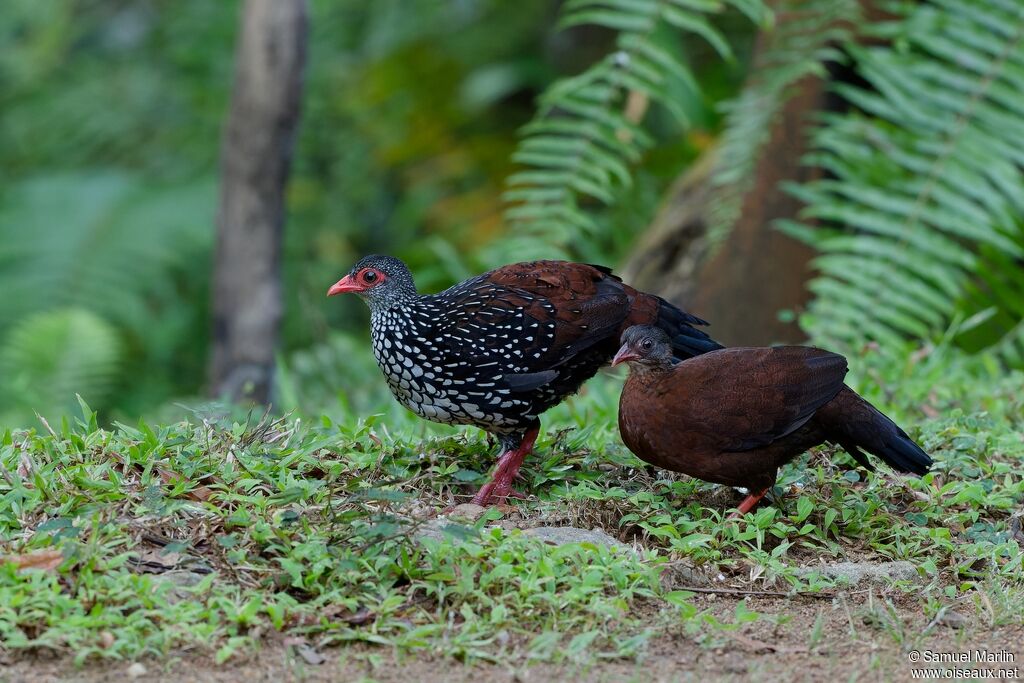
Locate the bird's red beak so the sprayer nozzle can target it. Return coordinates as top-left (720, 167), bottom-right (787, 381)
top-left (327, 274), bottom-right (362, 297)
top-left (611, 343), bottom-right (638, 367)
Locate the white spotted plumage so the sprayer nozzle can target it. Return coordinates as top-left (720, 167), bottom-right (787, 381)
top-left (339, 255), bottom-right (707, 443)
top-left (363, 272), bottom-right (577, 434)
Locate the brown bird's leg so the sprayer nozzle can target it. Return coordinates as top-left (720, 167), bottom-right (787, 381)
top-left (472, 425), bottom-right (540, 506)
top-left (728, 487), bottom-right (771, 519)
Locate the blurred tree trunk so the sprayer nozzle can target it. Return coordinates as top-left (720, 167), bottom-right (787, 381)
top-left (623, 3), bottom-right (876, 346)
top-left (626, 77), bottom-right (824, 346)
top-left (209, 0), bottom-right (307, 403)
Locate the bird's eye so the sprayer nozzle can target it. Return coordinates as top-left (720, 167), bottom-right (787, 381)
top-left (362, 269), bottom-right (378, 283)
top-left (641, 339), bottom-right (653, 350)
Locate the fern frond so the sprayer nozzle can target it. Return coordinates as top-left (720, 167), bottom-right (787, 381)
top-left (0, 308), bottom-right (122, 421)
top-left (0, 171), bottom-right (215, 420)
top-left (707, 0), bottom-right (861, 245)
top-left (500, 0), bottom-right (769, 263)
top-left (0, 172), bottom-right (214, 335)
top-left (783, 0), bottom-right (1024, 365)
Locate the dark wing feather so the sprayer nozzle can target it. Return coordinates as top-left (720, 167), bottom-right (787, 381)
top-left (502, 370), bottom-right (559, 392)
top-left (482, 261), bottom-right (631, 364)
top-left (430, 261), bottom-right (631, 390)
top-left (619, 287), bottom-right (722, 360)
top-left (672, 347), bottom-right (849, 453)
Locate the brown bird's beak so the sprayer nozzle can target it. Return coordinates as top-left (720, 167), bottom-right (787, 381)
top-left (327, 274), bottom-right (362, 296)
top-left (611, 343), bottom-right (638, 367)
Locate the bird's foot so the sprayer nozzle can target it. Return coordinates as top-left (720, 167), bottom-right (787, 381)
top-left (471, 425), bottom-right (540, 507)
top-left (470, 480), bottom-right (527, 507)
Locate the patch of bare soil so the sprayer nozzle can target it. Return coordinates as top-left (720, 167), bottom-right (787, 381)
top-left (5, 592), bottom-right (1021, 683)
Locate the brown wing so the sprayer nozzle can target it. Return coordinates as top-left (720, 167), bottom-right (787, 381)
top-left (666, 346), bottom-right (849, 452)
top-left (427, 261), bottom-right (629, 392)
top-left (481, 260), bottom-right (631, 366)
top-left (432, 260), bottom-right (719, 392)
top-left (485, 260), bottom-right (721, 362)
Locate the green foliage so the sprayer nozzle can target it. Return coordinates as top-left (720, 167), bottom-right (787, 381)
top-left (1, 354), bottom-right (1022, 664)
top-left (500, 0), bottom-right (770, 262)
top-left (0, 0), bottom-right (554, 423)
top-left (0, 309), bottom-right (121, 425)
top-left (780, 0), bottom-right (1024, 364)
top-left (0, 0), bottom-right (236, 424)
top-left (0, 0), bottom-right (236, 179)
top-left (0, 172), bottom-right (214, 424)
top-left (0, 173), bottom-right (213, 331)
top-left (0, 404), bottom-right (690, 664)
top-left (707, 0), bottom-right (860, 244)
top-left (293, 0), bottom-right (554, 289)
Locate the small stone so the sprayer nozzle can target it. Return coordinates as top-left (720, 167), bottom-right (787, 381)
top-left (127, 662), bottom-right (147, 678)
top-left (723, 658), bottom-right (748, 674)
top-left (524, 526), bottom-right (629, 551)
top-left (660, 563), bottom-right (711, 589)
top-left (797, 560), bottom-right (919, 585)
top-left (937, 610), bottom-right (968, 629)
top-left (446, 503), bottom-right (489, 522)
top-left (152, 570), bottom-right (208, 604)
top-left (293, 641), bottom-right (326, 665)
top-left (1009, 510), bottom-right (1024, 545)
top-left (414, 519), bottom-right (479, 545)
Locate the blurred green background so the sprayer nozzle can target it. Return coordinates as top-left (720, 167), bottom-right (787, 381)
top-left (2, 0), bottom-right (1022, 428)
top-left (0, 0), bottom-right (747, 425)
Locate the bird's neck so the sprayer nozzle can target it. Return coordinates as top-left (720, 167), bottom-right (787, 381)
top-left (624, 362), bottom-right (676, 392)
top-left (369, 295), bottom-right (426, 336)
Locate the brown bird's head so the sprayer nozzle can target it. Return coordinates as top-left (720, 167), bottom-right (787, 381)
top-left (327, 254), bottom-right (417, 310)
top-left (612, 325), bottom-right (674, 368)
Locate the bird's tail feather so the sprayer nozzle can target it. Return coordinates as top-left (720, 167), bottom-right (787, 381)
top-left (654, 297), bottom-right (724, 359)
top-left (871, 422), bottom-right (932, 475)
top-left (819, 388), bottom-right (932, 476)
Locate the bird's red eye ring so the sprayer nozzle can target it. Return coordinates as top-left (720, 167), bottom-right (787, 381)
top-left (361, 269), bottom-right (380, 284)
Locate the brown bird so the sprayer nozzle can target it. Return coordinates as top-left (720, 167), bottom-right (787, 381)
top-left (328, 256), bottom-right (722, 506)
top-left (612, 325), bottom-right (932, 516)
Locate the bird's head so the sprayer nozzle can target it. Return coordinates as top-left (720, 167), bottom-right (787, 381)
top-left (327, 254), bottom-right (417, 309)
top-left (611, 325), bottom-right (674, 368)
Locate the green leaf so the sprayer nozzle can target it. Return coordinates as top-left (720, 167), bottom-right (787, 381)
top-left (661, 7), bottom-right (733, 61)
top-left (560, 9), bottom-right (656, 32)
top-left (786, 0), bottom-right (1024, 364)
top-left (0, 308), bottom-right (122, 420)
top-left (503, 0), bottom-right (764, 257)
top-left (452, 469), bottom-right (483, 482)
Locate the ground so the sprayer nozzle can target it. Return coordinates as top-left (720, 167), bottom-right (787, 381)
top-left (1, 362), bottom-right (1022, 682)
top-left (8, 596), bottom-right (1023, 682)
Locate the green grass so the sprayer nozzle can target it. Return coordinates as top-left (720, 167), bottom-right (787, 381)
top-left (1, 349), bottom-right (1022, 667)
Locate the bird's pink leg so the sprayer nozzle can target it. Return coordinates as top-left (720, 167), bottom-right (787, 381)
top-left (728, 487), bottom-right (770, 520)
top-left (471, 426), bottom-right (540, 507)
